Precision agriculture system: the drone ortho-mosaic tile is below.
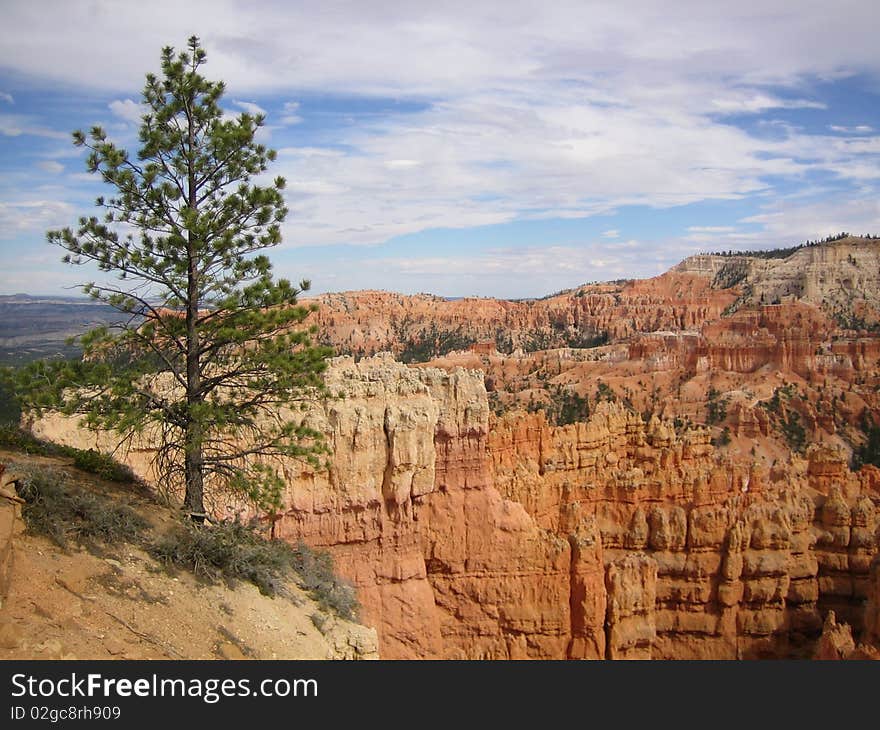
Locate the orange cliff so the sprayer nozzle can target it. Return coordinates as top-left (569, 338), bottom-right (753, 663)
top-left (305, 272), bottom-right (737, 357)
top-left (311, 237), bottom-right (880, 364)
top-left (30, 354), bottom-right (880, 659)
top-left (30, 355), bottom-right (570, 659)
top-left (491, 408), bottom-right (879, 658)
top-left (270, 355), bottom-right (572, 659)
top-left (423, 298), bottom-right (880, 452)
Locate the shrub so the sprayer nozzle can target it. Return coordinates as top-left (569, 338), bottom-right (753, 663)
top-left (712, 260), bottom-right (749, 289)
top-left (781, 411), bottom-right (806, 453)
top-left (853, 411), bottom-right (880, 469)
top-left (0, 425), bottom-right (53, 455)
top-left (149, 521), bottom-right (359, 620)
top-left (397, 324), bottom-right (477, 363)
top-left (16, 467), bottom-right (147, 548)
top-left (712, 426), bottom-right (732, 448)
top-left (287, 541), bottom-right (360, 621)
top-left (541, 385), bottom-right (590, 426)
top-left (595, 381), bottom-right (616, 403)
top-left (150, 520), bottom-right (287, 595)
top-left (0, 426), bottom-right (136, 482)
top-left (15, 469), bottom-right (68, 545)
top-left (70, 448), bottom-right (136, 483)
top-left (706, 387), bottom-right (728, 425)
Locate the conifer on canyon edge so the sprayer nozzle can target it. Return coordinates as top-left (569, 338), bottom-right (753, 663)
top-left (19, 36), bottom-right (331, 519)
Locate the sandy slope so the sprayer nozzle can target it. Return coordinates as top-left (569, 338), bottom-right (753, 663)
top-left (0, 450), bottom-right (378, 661)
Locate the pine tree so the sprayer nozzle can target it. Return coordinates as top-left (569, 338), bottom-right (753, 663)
top-left (19, 36), bottom-right (331, 519)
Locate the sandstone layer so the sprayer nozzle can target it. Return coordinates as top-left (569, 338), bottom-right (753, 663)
top-left (25, 237), bottom-right (880, 659)
top-left (675, 235), bottom-right (880, 324)
top-left (32, 355), bottom-right (880, 659)
top-left (307, 271), bottom-right (736, 359)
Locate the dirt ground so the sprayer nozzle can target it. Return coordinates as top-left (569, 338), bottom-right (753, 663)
top-left (0, 449), bottom-right (378, 660)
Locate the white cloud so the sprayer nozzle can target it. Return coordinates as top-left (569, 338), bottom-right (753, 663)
top-left (0, 92), bottom-right (12, 104)
top-left (67, 172), bottom-right (99, 183)
top-left (40, 146), bottom-right (85, 160)
top-left (710, 94), bottom-right (826, 114)
top-left (37, 160), bottom-right (64, 174)
top-left (830, 124), bottom-right (874, 134)
top-left (0, 3), bottom-right (877, 96)
top-left (281, 101), bottom-right (302, 125)
top-left (271, 85), bottom-right (848, 248)
top-left (1, 2), bottom-right (880, 296)
top-left (740, 195), bottom-right (880, 242)
top-left (601, 229), bottom-right (620, 238)
top-left (0, 200), bottom-right (75, 239)
top-left (277, 146), bottom-right (343, 158)
top-left (108, 99), bottom-right (144, 125)
top-left (384, 244), bottom-right (619, 283)
top-left (292, 238), bottom-right (663, 298)
top-left (285, 179), bottom-right (349, 195)
top-left (233, 99), bottom-right (266, 116)
top-left (607, 239), bottom-right (641, 250)
top-left (383, 159), bottom-right (421, 170)
top-left (0, 113), bottom-right (67, 139)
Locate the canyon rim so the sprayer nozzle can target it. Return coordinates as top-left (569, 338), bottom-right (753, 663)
top-left (22, 235), bottom-right (880, 660)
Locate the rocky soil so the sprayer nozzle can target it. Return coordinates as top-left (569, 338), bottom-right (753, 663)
top-left (0, 452), bottom-right (378, 661)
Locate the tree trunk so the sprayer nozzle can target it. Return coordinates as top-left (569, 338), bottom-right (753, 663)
top-left (183, 436), bottom-right (205, 517)
top-left (183, 86), bottom-right (205, 520)
top-left (183, 258), bottom-right (204, 518)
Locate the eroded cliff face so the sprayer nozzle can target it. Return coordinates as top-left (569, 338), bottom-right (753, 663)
top-left (492, 406), bottom-right (880, 658)
top-left (271, 355), bottom-right (574, 659)
top-left (675, 236), bottom-right (880, 324)
top-left (286, 361), bottom-right (879, 659)
top-left (307, 272), bottom-right (736, 359)
top-left (31, 355), bottom-right (880, 659)
top-left (310, 239), bottom-right (880, 369)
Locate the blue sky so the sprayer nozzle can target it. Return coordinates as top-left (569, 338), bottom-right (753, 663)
top-left (1, 1), bottom-right (879, 299)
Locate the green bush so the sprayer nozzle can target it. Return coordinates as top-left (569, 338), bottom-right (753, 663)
top-left (70, 448), bottom-right (136, 483)
top-left (398, 324), bottom-right (476, 363)
top-left (706, 387), bottom-right (729, 425)
top-left (0, 378), bottom-right (21, 426)
top-left (16, 467), bottom-right (147, 548)
top-left (150, 521), bottom-right (359, 620)
top-left (0, 426), bottom-right (135, 482)
top-left (287, 541), bottom-right (360, 621)
top-left (781, 411), bottom-right (806, 453)
top-left (712, 426), bottom-right (732, 448)
top-left (0, 425), bottom-right (53, 455)
top-left (853, 412), bottom-right (880, 469)
top-left (595, 381), bottom-right (616, 403)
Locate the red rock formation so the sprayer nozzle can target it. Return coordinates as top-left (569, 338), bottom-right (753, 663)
top-left (488, 405), bottom-right (879, 659)
top-left (814, 611), bottom-right (858, 659)
top-left (25, 238), bottom-right (880, 660)
top-left (35, 355), bottom-right (879, 659)
top-left (306, 272), bottom-right (737, 359)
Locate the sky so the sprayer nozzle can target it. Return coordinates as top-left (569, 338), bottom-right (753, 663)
top-left (1, 0), bottom-right (879, 299)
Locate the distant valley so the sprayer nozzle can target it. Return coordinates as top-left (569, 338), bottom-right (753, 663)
top-left (0, 294), bottom-right (129, 365)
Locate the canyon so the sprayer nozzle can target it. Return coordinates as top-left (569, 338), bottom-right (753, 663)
top-left (25, 236), bottom-right (880, 659)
